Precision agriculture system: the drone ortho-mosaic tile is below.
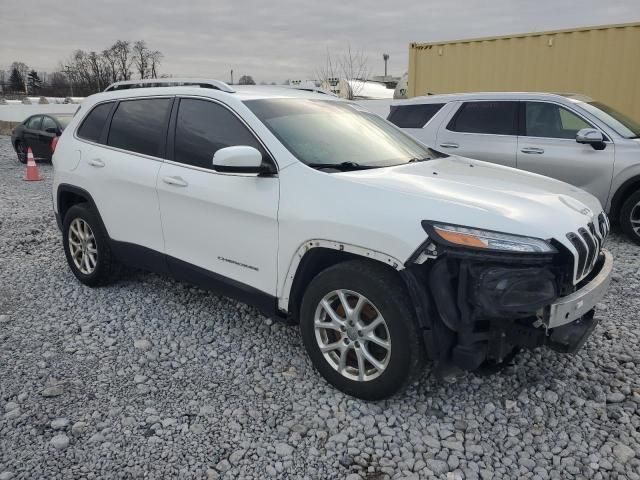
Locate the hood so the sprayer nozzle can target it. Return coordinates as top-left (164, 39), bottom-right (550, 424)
top-left (338, 155), bottom-right (604, 243)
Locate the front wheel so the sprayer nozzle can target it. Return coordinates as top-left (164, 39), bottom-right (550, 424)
top-left (300, 260), bottom-right (423, 400)
top-left (620, 190), bottom-right (640, 245)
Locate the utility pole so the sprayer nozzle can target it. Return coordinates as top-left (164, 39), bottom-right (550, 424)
top-left (62, 65), bottom-right (74, 97)
top-left (383, 53), bottom-right (389, 79)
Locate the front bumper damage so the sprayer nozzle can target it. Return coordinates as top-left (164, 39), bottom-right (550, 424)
top-left (402, 246), bottom-right (613, 375)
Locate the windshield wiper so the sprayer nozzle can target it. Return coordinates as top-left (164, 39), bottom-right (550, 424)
top-left (307, 161), bottom-right (375, 171)
top-left (408, 156), bottom-right (432, 163)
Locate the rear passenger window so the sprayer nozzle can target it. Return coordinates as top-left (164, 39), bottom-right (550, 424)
top-left (387, 103), bottom-right (444, 128)
top-left (448, 101), bottom-right (518, 135)
top-left (77, 103), bottom-right (113, 143)
top-left (107, 98), bottom-right (172, 157)
top-left (174, 98), bottom-right (266, 169)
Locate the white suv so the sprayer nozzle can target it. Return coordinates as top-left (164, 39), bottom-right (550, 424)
top-left (387, 92), bottom-right (640, 244)
top-left (52, 79), bottom-right (613, 399)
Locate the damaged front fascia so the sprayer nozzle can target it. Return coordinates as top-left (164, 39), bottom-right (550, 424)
top-left (403, 240), bottom-right (565, 373)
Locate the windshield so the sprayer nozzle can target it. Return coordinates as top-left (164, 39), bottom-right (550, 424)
top-left (580, 101), bottom-right (640, 139)
top-left (245, 99), bottom-right (442, 170)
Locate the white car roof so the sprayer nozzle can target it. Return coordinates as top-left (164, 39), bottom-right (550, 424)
top-left (392, 91), bottom-right (594, 105)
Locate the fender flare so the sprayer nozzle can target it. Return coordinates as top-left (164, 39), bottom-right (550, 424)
top-left (56, 184), bottom-right (109, 236)
top-left (277, 239), bottom-right (405, 312)
top-left (609, 174), bottom-right (640, 220)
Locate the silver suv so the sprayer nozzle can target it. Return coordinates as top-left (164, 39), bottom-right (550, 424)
top-left (387, 93), bottom-right (640, 243)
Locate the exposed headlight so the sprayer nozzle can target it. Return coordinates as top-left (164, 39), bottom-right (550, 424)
top-left (423, 222), bottom-right (556, 253)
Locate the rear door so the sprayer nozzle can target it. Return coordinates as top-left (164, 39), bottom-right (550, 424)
top-left (435, 101), bottom-right (519, 167)
top-left (516, 101), bottom-right (615, 205)
top-left (75, 98), bottom-right (171, 258)
top-left (23, 115), bottom-right (42, 156)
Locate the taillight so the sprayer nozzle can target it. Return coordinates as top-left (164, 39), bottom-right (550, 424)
top-left (51, 136), bottom-right (59, 153)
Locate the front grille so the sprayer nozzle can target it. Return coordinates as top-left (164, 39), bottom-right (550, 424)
top-left (566, 214), bottom-right (609, 283)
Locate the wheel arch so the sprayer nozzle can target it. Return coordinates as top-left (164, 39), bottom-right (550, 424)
top-left (609, 175), bottom-right (640, 223)
top-left (56, 184), bottom-right (109, 236)
top-left (280, 240), bottom-right (405, 321)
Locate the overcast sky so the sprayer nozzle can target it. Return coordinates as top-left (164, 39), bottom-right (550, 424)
top-left (1, 0), bottom-right (638, 82)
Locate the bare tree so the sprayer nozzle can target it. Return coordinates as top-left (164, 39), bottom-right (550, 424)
top-left (102, 46), bottom-right (119, 83)
top-left (87, 51), bottom-right (110, 90)
top-left (149, 50), bottom-right (163, 79)
top-left (132, 41), bottom-right (150, 79)
top-left (314, 48), bottom-right (339, 92)
top-left (112, 40), bottom-right (132, 81)
top-left (339, 44), bottom-right (369, 99)
top-left (315, 45), bottom-right (369, 99)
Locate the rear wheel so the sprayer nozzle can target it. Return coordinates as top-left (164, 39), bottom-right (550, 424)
top-left (62, 204), bottom-right (118, 286)
top-left (620, 190), bottom-right (640, 245)
top-left (15, 141), bottom-right (26, 164)
top-left (300, 260), bottom-right (423, 400)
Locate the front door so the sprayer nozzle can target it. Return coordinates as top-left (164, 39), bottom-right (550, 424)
top-left (156, 97), bottom-right (279, 297)
top-left (436, 101), bottom-right (519, 167)
top-left (517, 101), bottom-right (615, 206)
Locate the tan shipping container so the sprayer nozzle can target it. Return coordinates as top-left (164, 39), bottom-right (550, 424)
top-left (408, 22), bottom-right (640, 120)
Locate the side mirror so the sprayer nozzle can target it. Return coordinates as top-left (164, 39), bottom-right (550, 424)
top-left (212, 146), bottom-right (266, 174)
top-left (576, 128), bottom-right (605, 150)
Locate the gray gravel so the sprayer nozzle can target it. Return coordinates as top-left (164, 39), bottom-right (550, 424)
top-left (0, 134), bottom-right (639, 479)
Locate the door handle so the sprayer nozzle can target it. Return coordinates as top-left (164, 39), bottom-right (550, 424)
top-left (520, 147), bottom-right (545, 154)
top-left (88, 158), bottom-right (105, 167)
top-left (162, 176), bottom-right (188, 187)
top-left (439, 142), bottom-right (459, 149)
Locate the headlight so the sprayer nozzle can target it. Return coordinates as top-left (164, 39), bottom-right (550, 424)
top-left (423, 222), bottom-right (556, 253)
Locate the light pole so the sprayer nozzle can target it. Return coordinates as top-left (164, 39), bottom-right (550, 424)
top-left (62, 65), bottom-right (74, 97)
top-left (383, 53), bottom-right (389, 79)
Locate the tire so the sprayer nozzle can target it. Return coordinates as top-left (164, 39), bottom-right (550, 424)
top-left (620, 190), bottom-right (640, 245)
top-left (15, 141), bottom-right (26, 164)
top-left (62, 203), bottom-right (118, 286)
top-left (300, 260), bottom-right (424, 400)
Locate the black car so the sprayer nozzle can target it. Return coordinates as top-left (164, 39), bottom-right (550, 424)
top-left (11, 113), bottom-right (73, 163)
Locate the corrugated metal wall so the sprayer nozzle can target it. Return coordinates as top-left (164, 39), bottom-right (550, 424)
top-left (409, 22), bottom-right (640, 120)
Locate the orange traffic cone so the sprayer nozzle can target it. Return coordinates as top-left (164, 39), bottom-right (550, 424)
top-left (24, 147), bottom-right (42, 181)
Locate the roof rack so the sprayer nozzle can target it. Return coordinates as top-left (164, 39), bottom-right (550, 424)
top-left (104, 78), bottom-right (235, 93)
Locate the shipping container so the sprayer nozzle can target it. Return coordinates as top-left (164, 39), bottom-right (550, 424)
top-left (408, 22), bottom-right (640, 120)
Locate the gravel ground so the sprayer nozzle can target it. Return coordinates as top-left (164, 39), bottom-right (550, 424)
top-left (0, 134), bottom-right (639, 480)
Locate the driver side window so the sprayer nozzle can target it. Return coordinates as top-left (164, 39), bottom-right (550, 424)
top-left (173, 98), bottom-right (268, 170)
top-left (524, 102), bottom-right (592, 139)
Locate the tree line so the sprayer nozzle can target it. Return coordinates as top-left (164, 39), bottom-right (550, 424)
top-left (1, 40), bottom-right (163, 97)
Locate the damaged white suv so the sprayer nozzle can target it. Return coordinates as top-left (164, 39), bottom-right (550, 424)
top-left (52, 79), bottom-right (613, 399)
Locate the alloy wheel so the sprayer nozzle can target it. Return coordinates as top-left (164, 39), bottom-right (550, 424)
top-left (314, 289), bottom-right (391, 381)
top-left (68, 218), bottom-right (98, 275)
